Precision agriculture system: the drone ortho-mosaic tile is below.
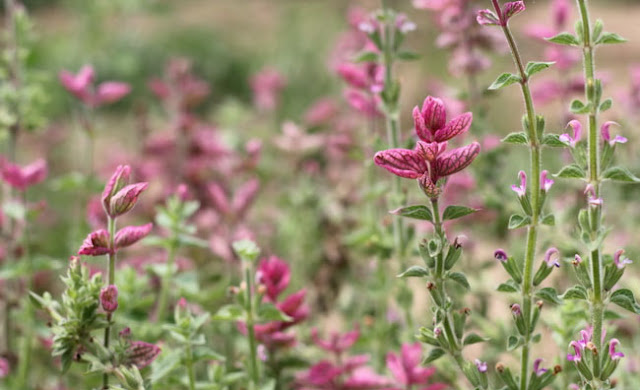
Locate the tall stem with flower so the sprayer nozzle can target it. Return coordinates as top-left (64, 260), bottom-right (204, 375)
top-left (542, 1), bottom-right (638, 388)
top-left (374, 94), bottom-right (486, 388)
top-left (477, 2), bottom-right (564, 389)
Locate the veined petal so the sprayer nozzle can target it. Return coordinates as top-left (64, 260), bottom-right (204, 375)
top-left (374, 148), bottom-right (426, 179)
top-left (434, 112), bottom-right (472, 142)
top-left (435, 142), bottom-right (480, 178)
top-left (114, 223), bottom-right (153, 249)
top-left (415, 141), bottom-right (446, 162)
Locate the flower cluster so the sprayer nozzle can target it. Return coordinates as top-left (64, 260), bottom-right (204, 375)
top-left (567, 326), bottom-right (625, 383)
top-left (60, 65), bottom-right (131, 108)
top-left (374, 96), bottom-right (479, 199)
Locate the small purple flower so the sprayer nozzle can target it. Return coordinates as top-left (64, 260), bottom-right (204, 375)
top-left (100, 285), bottom-right (118, 313)
top-left (559, 120), bottom-right (582, 148)
top-left (511, 170), bottom-right (527, 197)
top-left (511, 303), bottom-right (522, 316)
top-left (474, 359), bottom-right (488, 373)
top-left (584, 184), bottom-right (603, 207)
top-left (567, 341), bottom-right (583, 362)
top-left (544, 248), bottom-right (561, 268)
top-left (434, 327), bottom-right (443, 337)
top-left (614, 249), bottom-right (632, 269)
top-left (579, 327), bottom-right (593, 348)
top-left (494, 249), bottom-right (508, 262)
top-left (533, 358), bottom-right (548, 377)
top-left (573, 254), bottom-right (582, 265)
top-left (540, 170), bottom-right (554, 192)
top-left (601, 121), bottom-right (628, 147)
top-left (609, 339), bottom-right (625, 360)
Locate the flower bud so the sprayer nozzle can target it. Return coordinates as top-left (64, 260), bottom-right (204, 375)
top-left (100, 285), bottom-right (118, 313)
top-left (102, 165), bottom-right (131, 215)
top-left (126, 341), bottom-right (161, 369)
top-left (109, 182), bottom-right (149, 218)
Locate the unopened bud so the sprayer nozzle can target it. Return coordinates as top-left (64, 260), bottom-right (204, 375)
top-left (100, 285), bottom-right (118, 313)
top-left (496, 362), bottom-right (505, 373)
top-left (553, 365), bottom-right (562, 375)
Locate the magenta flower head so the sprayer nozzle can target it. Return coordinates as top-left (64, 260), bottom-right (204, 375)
top-left (59, 65), bottom-right (94, 102)
top-left (544, 248), bottom-right (561, 268)
top-left (78, 229), bottom-right (111, 256)
top-left (533, 358), bottom-right (548, 377)
top-left (601, 121), bottom-right (627, 147)
top-left (114, 223), bottom-right (153, 249)
top-left (573, 254), bottom-right (583, 265)
top-left (494, 249), bottom-right (508, 263)
top-left (311, 327), bottom-right (359, 355)
top-left (613, 249), bottom-right (632, 269)
top-left (560, 120), bottom-right (582, 148)
top-left (609, 339), bottom-right (625, 360)
top-left (100, 284), bottom-right (118, 313)
top-left (567, 341), bottom-right (583, 362)
top-left (1, 158), bottom-right (47, 191)
top-left (257, 256), bottom-right (291, 301)
top-left (412, 96), bottom-right (473, 143)
top-left (511, 170), bottom-right (527, 198)
top-left (109, 182), bottom-right (149, 218)
top-left (102, 165), bottom-right (131, 214)
top-left (95, 82), bottom-right (131, 105)
top-left (540, 170), bottom-right (554, 192)
top-left (126, 341), bottom-right (161, 369)
top-left (474, 359), bottom-right (488, 373)
top-left (510, 303), bottom-right (522, 316)
top-left (0, 357), bottom-right (9, 378)
top-left (387, 343), bottom-right (444, 386)
top-left (477, 1), bottom-right (525, 27)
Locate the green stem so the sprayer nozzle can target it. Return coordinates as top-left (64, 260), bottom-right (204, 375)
top-left (185, 342), bottom-right (196, 390)
top-left (576, 0), bottom-right (604, 379)
top-left (15, 191), bottom-right (33, 389)
top-left (493, 2), bottom-right (543, 389)
top-left (103, 216), bottom-right (117, 389)
top-left (155, 238), bottom-right (178, 322)
top-left (245, 265), bottom-right (260, 385)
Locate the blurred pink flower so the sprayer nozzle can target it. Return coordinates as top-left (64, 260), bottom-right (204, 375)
top-left (59, 65), bottom-right (131, 107)
top-left (386, 343), bottom-right (447, 389)
top-left (311, 327), bottom-right (359, 356)
top-left (126, 341), bottom-right (161, 369)
top-left (250, 67), bottom-right (287, 111)
top-left (1, 158), bottom-right (47, 191)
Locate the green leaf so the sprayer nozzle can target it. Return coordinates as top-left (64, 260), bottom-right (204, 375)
top-left (501, 132), bottom-right (529, 145)
top-left (508, 214), bottom-right (530, 229)
top-left (595, 32), bottom-right (627, 45)
top-left (541, 133), bottom-right (568, 147)
top-left (554, 164), bottom-right (586, 179)
top-left (488, 73), bottom-right (521, 90)
top-left (212, 304), bottom-right (246, 322)
top-left (541, 214), bottom-right (555, 226)
top-left (448, 272), bottom-right (470, 290)
top-left (258, 303), bottom-right (293, 322)
top-left (497, 280), bottom-right (520, 293)
top-left (423, 348), bottom-right (446, 364)
top-left (463, 333), bottom-right (489, 346)
top-left (562, 285), bottom-right (589, 300)
top-left (150, 350), bottom-right (181, 383)
top-left (535, 287), bottom-right (562, 305)
top-left (507, 335), bottom-right (521, 351)
top-left (601, 166), bottom-right (640, 183)
top-left (398, 265), bottom-right (429, 278)
top-left (396, 51), bottom-right (421, 61)
top-left (391, 205), bottom-right (433, 222)
top-left (592, 20), bottom-right (604, 42)
top-left (546, 32), bottom-right (580, 46)
top-left (610, 289), bottom-right (640, 314)
top-left (353, 51), bottom-right (379, 63)
top-left (599, 98), bottom-right (613, 112)
top-left (525, 61), bottom-right (554, 77)
top-left (442, 205), bottom-right (477, 221)
top-left (570, 99), bottom-right (591, 114)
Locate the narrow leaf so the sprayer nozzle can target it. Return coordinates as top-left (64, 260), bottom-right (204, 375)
top-left (442, 205), bottom-right (477, 221)
top-left (546, 32), bottom-right (580, 46)
top-left (489, 73), bottom-right (521, 90)
top-left (397, 265), bottom-right (429, 278)
top-left (501, 132), bottom-right (529, 145)
top-left (391, 205), bottom-right (434, 222)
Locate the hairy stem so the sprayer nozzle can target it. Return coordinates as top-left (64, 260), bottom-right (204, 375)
top-left (103, 216), bottom-right (116, 389)
top-left (576, 0), bottom-right (604, 380)
top-left (155, 237), bottom-right (178, 323)
top-left (492, 2), bottom-right (543, 389)
top-left (245, 265), bottom-right (260, 385)
top-left (185, 342), bottom-right (196, 390)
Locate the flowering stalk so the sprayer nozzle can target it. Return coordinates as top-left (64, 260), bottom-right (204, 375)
top-left (102, 215), bottom-right (116, 389)
top-left (478, 2), bottom-right (559, 389)
top-left (14, 192), bottom-right (32, 389)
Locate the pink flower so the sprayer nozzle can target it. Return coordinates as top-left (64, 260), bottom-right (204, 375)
top-left (559, 120), bottom-right (582, 148)
top-left (614, 249), bottom-right (632, 270)
top-left (102, 165), bottom-right (131, 214)
top-left (344, 89), bottom-right (381, 117)
top-left (114, 223), bottom-right (153, 249)
top-left (108, 182), bottom-right (148, 218)
top-left (59, 65), bottom-right (130, 107)
top-left (476, 1), bottom-right (525, 27)
top-left (533, 358), bottom-right (548, 377)
top-left (1, 158), bottom-right (47, 191)
top-left (126, 341), bottom-right (161, 369)
top-left (78, 229), bottom-right (111, 256)
top-left (511, 170), bottom-right (527, 198)
top-left (601, 121), bottom-right (627, 146)
top-left (609, 339), bottom-right (625, 361)
top-left (540, 170), bottom-right (554, 192)
top-left (567, 341), bottom-right (583, 362)
top-left (584, 184), bottom-right (603, 207)
top-left (100, 285), bottom-right (118, 313)
top-left (475, 359), bottom-right (488, 373)
top-left (250, 67), bottom-right (287, 111)
top-left (304, 98), bottom-right (338, 126)
top-left (413, 96), bottom-right (473, 143)
top-left (257, 256), bottom-right (291, 301)
top-left (387, 343), bottom-right (446, 388)
top-left (0, 357), bottom-right (8, 378)
top-left (544, 247), bottom-right (561, 268)
top-left (311, 327), bottom-right (359, 355)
